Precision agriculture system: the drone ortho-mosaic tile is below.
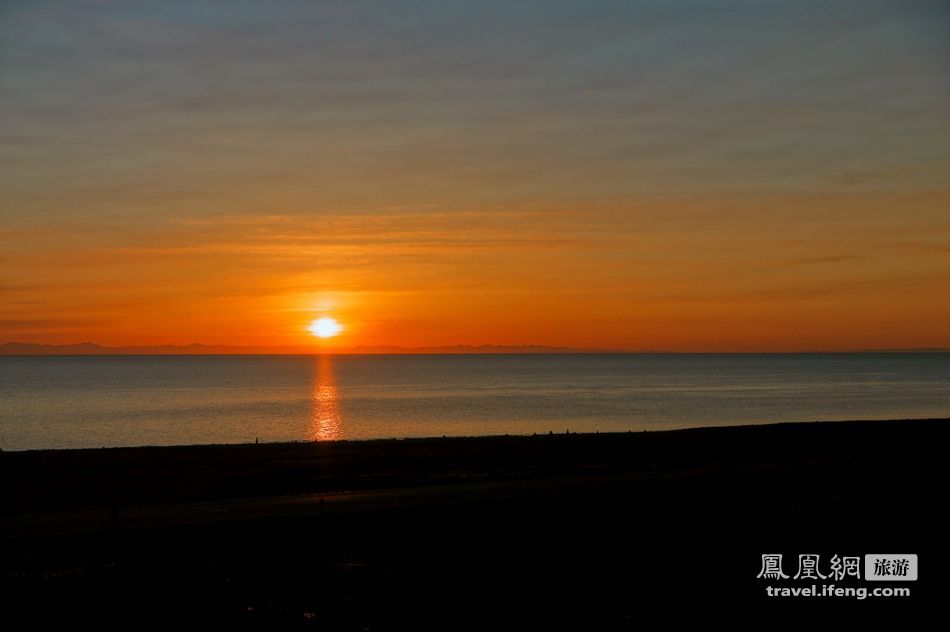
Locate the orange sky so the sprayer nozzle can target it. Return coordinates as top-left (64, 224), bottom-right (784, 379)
top-left (4, 189), bottom-right (949, 352)
top-left (2, 2), bottom-right (949, 352)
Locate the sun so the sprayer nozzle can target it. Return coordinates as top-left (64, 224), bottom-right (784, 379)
top-left (308, 317), bottom-right (343, 339)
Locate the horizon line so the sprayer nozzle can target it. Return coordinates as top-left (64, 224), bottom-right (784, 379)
top-left (2, 341), bottom-right (949, 356)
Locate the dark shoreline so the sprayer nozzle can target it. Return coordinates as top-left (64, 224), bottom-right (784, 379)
top-left (3, 418), bottom-right (948, 625)
top-left (3, 418), bottom-right (947, 514)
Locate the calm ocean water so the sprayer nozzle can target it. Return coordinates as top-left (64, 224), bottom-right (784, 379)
top-left (1, 354), bottom-right (949, 450)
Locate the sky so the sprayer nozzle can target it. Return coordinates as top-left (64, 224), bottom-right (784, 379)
top-left (1, 0), bottom-right (949, 351)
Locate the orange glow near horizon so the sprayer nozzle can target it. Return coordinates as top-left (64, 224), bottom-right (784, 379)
top-left (2, 191), bottom-right (950, 352)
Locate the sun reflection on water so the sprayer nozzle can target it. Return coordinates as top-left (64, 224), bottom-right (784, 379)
top-left (309, 354), bottom-right (342, 441)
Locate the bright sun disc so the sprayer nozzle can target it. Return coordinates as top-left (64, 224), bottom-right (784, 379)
top-left (308, 317), bottom-right (343, 338)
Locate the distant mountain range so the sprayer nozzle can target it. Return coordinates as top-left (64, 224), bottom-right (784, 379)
top-left (846, 348), bottom-right (950, 353)
top-left (0, 342), bottom-right (640, 356)
top-left (2, 342), bottom-right (947, 356)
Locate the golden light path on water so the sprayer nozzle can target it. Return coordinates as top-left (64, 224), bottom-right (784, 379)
top-left (309, 354), bottom-right (342, 441)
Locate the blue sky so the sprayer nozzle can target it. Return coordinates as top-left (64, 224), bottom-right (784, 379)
top-left (2, 0), bottom-right (947, 218)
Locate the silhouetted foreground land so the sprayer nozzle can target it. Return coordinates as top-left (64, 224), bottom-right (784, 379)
top-left (2, 419), bottom-right (948, 626)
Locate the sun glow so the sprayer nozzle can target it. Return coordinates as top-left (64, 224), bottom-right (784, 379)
top-left (308, 317), bottom-right (343, 338)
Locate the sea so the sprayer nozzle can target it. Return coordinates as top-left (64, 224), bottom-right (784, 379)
top-left (1, 353), bottom-right (949, 450)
